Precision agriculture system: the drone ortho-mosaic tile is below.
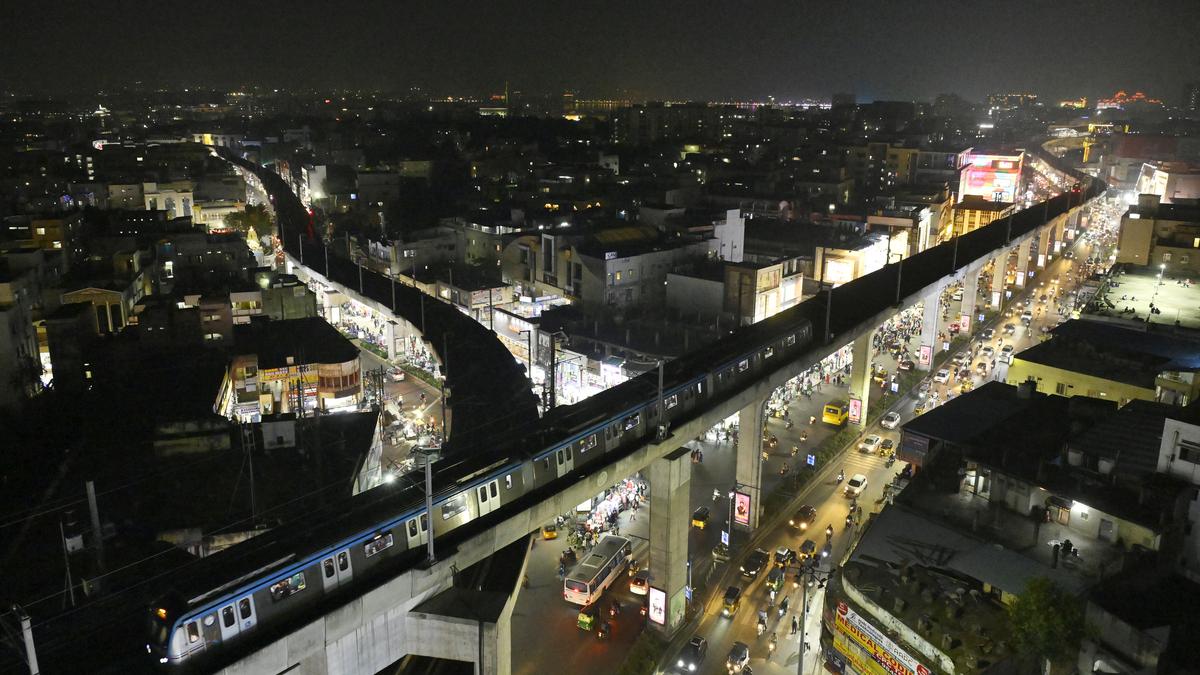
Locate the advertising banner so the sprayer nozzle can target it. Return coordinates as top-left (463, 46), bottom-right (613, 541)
top-left (918, 344), bottom-right (932, 367)
top-left (959, 313), bottom-right (971, 332)
top-left (648, 587), bottom-right (666, 625)
top-left (834, 602), bottom-right (930, 675)
top-left (848, 397), bottom-right (862, 425)
top-left (733, 491), bottom-right (751, 527)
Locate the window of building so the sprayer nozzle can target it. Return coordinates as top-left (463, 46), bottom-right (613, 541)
top-left (1055, 382), bottom-right (1068, 395)
top-left (1182, 255), bottom-right (1191, 265)
top-left (1163, 252), bottom-right (1173, 263)
top-left (1179, 438), bottom-right (1200, 463)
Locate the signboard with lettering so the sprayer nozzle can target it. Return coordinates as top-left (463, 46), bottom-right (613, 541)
top-left (648, 587), bottom-right (666, 625)
top-left (834, 602), bottom-right (930, 675)
top-left (848, 397), bottom-right (862, 425)
top-left (733, 491), bottom-right (752, 527)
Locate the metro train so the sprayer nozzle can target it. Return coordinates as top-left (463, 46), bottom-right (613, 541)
top-left (146, 307), bottom-right (817, 667)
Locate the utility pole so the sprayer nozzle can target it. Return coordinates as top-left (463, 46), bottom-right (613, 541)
top-left (58, 519), bottom-right (75, 608)
top-left (419, 447), bottom-right (437, 565)
top-left (823, 288), bottom-right (834, 344)
top-left (298, 234), bottom-right (303, 265)
top-left (85, 481), bottom-right (104, 585)
top-left (656, 360), bottom-right (666, 441)
top-left (10, 605), bottom-right (39, 675)
top-left (440, 333), bottom-right (449, 443)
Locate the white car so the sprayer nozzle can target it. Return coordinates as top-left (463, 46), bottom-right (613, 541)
top-left (981, 346), bottom-right (995, 358)
top-left (859, 434), bottom-right (882, 453)
top-left (881, 411), bottom-right (901, 429)
top-left (999, 345), bottom-right (1015, 363)
top-left (844, 474), bottom-right (868, 498)
top-left (933, 369), bottom-right (950, 384)
top-left (630, 570), bottom-right (651, 596)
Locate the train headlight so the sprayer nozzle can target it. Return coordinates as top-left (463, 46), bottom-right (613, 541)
top-left (159, 658), bottom-right (168, 664)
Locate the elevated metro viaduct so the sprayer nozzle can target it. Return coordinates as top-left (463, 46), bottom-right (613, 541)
top-left (209, 146), bottom-right (1102, 675)
top-left (217, 149), bottom-right (540, 451)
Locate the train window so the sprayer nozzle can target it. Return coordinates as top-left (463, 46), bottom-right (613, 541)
top-left (338, 552), bottom-right (350, 571)
top-left (269, 572), bottom-right (307, 602)
top-left (324, 559), bottom-right (335, 578)
top-left (786, 334), bottom-right (797, 346)
top-left (764, 347), bottom-right (775, 359)
top-left (565, 447), bottom-right (572, 461)
top-left (238, 599), bottom-right (252, 620)
top-left (556, 450), bottom-right (564, 465)
top-left (505, 474), bottom-right (513, 489)
top-left (442, 495), bottom-right (467, 520)
top-left (489, 482), bottom-right (498, 498)
top-left (582, 433), bottom-right (597, 452)
top-left (542, 457), bottom-right (550, 472)
top-left (421, 514), bottom-right (428, 531)
top-left (665, 394), bottom-right (679, 409)
top-left (695, 382), bottom-right (703, 394)
top-left (738, 359), bottom-right (750, 372)
top-left (222, 607), bottom-right (235, 628)
top-left (623, 413), bottom-right (640, 431)
top-left (407, 520), bottom-right (418, 537)
top-left (187, 621), bottom-right (200, 643)
top-left (364, 532), bottom-right (395, 558)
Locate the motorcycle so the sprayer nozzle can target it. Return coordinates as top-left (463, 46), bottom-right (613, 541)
top-left (597, 621), bottom-right (611, 640)
top-left (845, 514), bottom-right (854, 528)
top-left (627, 559), bottom-right (640, 577)
top-left (836, 470), bottom-right (845, 484)
top-left (756, 620), bottom-right (766, 637)
top-left (790, 445), bottom-right (799, 457)
top-left (779, 464), bottom-right (790, 477)
top-left (885, 455), bottom-right (896, 468)
top-left (768, 635), bottom-right (777, 655)
top-left (799, 430), bottom-right (808, 443)
top-left (825, 524), bottom-right (834, 539)
top-left (609, 601), bottom-right (622, 617)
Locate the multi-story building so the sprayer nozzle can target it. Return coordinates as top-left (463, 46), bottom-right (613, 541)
top-left (1005, 319), bottom-right (1200, 407)
top-left (950, 195), bottom-right (1015, 238)
top-left (215, 317), bottom-right (362, 421)
top-left (1134, 162), bottom-right (1200, 204)
top-left (665, 255), bottom-right (805, 326)
top-left (143, 181), bottom-right (194, 220)
top-left (1116, 195), bottom-right (1200, 273)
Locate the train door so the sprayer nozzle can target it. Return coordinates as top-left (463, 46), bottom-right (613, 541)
top-left (200, 611), bottom-right (220, 646)
top-left (555, 446), bottom-right (574, 477)
top-left (476, 479), bottom-right (500, 516)
top-left (236, 595), bottom-right (257, 631)
top-left (181, 618), bottom-right (205, 658)
top-left (218, 603), bottom-right (240, 642)
top-left (321, 548), bottom-right (354, 591)
top-left (405, 513), bottom-right (429, 549)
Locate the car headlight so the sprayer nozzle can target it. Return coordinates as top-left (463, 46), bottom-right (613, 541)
top-left (678, 659), bottom-right (685, 667)
top-left (788, 519), bottom-right (794, 526)
top-left (689, 665), bottom-right (696, 672)
top-left (739, 566), bottom-right (745, 571)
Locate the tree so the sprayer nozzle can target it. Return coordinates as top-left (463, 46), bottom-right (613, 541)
top-left (1008, 577), bottom-right (1085, 673)
top-left (225, 204), bottom-right (273, 237)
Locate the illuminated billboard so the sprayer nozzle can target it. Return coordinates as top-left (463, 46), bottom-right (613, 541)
top-left (733, 491), bottom-right (752, 527)
top-left (959, 151), bottom-right (1024, 204)
top-left (648, 587), bottom-right (666, 625)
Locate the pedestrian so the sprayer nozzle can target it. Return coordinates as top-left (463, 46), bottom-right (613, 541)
top-left (791, 615), bottom-right (799, 635)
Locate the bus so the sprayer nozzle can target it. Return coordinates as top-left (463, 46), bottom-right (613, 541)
top-left (822, 400), bottom-right (849, 426)
top-left (563, 534), bottom-right (632, 606)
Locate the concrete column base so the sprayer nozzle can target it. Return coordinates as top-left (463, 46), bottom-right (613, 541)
top-left (848, 333), bottom-right (872, 427)
top-left (648, 446), bottom-right (692, 635)
top-left (736, 399), bottom-right (766, 530)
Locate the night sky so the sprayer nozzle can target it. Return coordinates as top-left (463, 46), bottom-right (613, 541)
top-left (4, 0), bottom-right (1198, 101)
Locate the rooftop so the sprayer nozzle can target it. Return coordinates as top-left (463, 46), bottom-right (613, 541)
top-left (1014, 318), bottom-right (1200, 388)
top-left (234, 316), bottom-right (359, 368)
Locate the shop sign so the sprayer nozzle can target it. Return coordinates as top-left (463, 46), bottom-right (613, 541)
top-left (834, 602), bottom-right (930, 675)
top-left (648, 587), bottom-right (666, 625)
top-left (733, 491), bottom-right (752, 527)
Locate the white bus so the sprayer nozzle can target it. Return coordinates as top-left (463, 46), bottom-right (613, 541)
top-left (563, 534), bottom-right (632, 606)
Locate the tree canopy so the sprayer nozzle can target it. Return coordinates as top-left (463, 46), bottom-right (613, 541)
top-left (1008, 577), bottom-right (1086, 672)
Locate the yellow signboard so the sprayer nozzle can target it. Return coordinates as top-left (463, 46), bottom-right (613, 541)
top-left (833, 602), bottom-right (930, 675)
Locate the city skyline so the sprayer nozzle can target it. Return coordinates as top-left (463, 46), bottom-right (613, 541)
top-left (4, 0), bottom-right (1197, 102)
